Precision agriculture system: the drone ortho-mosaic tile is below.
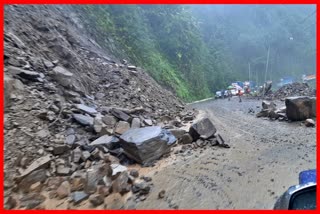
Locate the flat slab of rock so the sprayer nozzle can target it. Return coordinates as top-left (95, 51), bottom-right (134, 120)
top-left (120, 126), bottom-right (176, 164)
top-left (111, 109), bottom-right (131, 122)
top-left (285, 96), bottom-right (316, 121)
top-left (16, 155), bottom-right (52, 181)
top-left (89, 135), bottom-right (119, 150)
top-left (189, 118), bottom-right (216, 140)
top-left (71, 191), bottom-right (89, 204)
top-left (75, 104), bottom-right (97, 115)
top-left (72, 114), bottom-right (94, 126)
top-left (8, 66), bottom-right (43, 81)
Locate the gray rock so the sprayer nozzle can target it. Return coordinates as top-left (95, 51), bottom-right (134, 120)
top-left (127, 65), bottom-right (137, 71)
top-left (144, 119), bottom-right (153, 126)
top-left (85, 164), bottom-right (112, 194)
top-left (43, 59), bottom-right (54, 69)
top-left (132, 181), bottom-right (150, 195)
top-left (56, 181), bottom-right (71, 199)
top-left (18, 169), bottom-right (47, 193)
top-left (158, 190), bottom-right (166, 198)
top-left (89, 194), bottom-right (104, 206)
top-left (169, 129), bottom-right (186, 139)
top-left (120, 126), bottom-right (176, 164)
top-left (89, 135), bottom-right (119, 150)
top-left (179, 133), bottom-right (193, 144)
top-left (8, 66), bottom-right (42, 81)
top-left (53, 145), bottom-right (69, 155)
top-left (51, 66), bottom-right (73, 87)
top-left (81, 151), bottom-right (91, 161)
top-left (111, 164), bottom-right (127, 177)
top-left (129, 169), bottom-right (139, 178)
top-left (305, 119), bottom-right (315, 127)
top-left (111, 108), bottom-right (131, 122)
top-left (19, 193), bottom-right (45, 209)
top-left (16, 155), bottom-right (52, 182)
top-left (262, 100), bottom-right (276, 110)
top-left (112, 171), bottom-right (131, 195)
top-left (72, 147), bottom-right (82, 163)
top-left (71, 191), bottom-right (89, 204)
top-left (65, 135), bottom-right (76, 145)
top-left (285, 96), bottom-right (316, 121)
top-left (189, 118), bottom-right (216, 140)
top-left (115, 121), bottom-right (130, 135)
top-left (75, 104), bottom-right (97, 115)
top-left (56, 165), bottom-right (71, 176)
top-left (72, 114), bottom-right (94, 126)
top-left (102, 115), bottom-right (117, 127)
top-left (131, 118), bottom-right (141, 129)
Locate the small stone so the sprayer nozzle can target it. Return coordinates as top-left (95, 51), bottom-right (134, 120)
top-left (66, 128), bottom-right (75, 136)
top-left (56, 165), bottom-right (71, 176)
top-left (131, 118), bottom-right (141, 129)
top-left (75, 104), bottom-right (97, 115)
top-left (19, 193), bottom-right (46, 209)
top-left (29, 182), bottom-right (42, 192)
top-left (81, 151), bottom-right (91, 161)
top-left (111, 109), bottom-right (131, 122)
top-left (305, 118), bottom-right (315, 127)
top-left (158, 190), bottom-right (165, 198)
top-left (112, 171), bottom-right (131, 195)
top-left (65, 135), bottom-right (76, 145)
top-left (89, 194), bottom-right (104, 206)
top-left (127, 65), bottom-right (137, 71)
top-left (53, 145), bottom-right (69, 155)
top-left (72, 114), bottom-right (94, 126)
top-left (132, 181), bottom-right (150, 195)
top-left (114, 121), bottom-right (130, 135)
top-left (71, 177), bottom-right (86, 191)
top-left (97, 185), bottom-right (111, 197)
top-left (102, 115), bottom-right (117, 127)
top-left (143, 119), bottom-right (153, 126)
top-left (142, 176), bottom-right (152, 182)
top-left (71, 191), bottom-right (89, 204)
top-left (72, 147), bottom-right (82, 163)
top-left (111, 164), bottom-right (128, 177)
top-left (56, 181), bottom-right (71, 199)
top-left (129, 169), bottom-right (139, 178)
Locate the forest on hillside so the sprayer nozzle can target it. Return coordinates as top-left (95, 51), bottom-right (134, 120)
top-left (74, 5), bottom-right (316, 101)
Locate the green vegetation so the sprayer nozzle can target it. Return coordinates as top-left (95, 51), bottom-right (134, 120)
top-left (74, 5), bottom-right (315, 101)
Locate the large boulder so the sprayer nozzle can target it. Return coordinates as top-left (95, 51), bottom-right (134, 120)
top-left (189, 118), bottom-right (216, 140)
top-left (285, 96), bottom-right (316, 121)
top-left (119, 126), bottom-right (176, 164)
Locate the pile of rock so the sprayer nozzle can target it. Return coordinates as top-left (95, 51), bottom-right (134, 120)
top-left (266, 82), bottom-right (315, 100)
top-left (174, 118), bottom-right (230, 149)
top-left (256, 97), bottom-right (316, 126)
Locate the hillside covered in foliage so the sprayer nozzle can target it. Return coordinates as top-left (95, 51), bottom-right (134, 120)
top-left (73, 5), bottom-right (315, 101)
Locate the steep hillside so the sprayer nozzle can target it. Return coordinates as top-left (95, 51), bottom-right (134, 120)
top-left (4, 5), bottom-right (196, 209)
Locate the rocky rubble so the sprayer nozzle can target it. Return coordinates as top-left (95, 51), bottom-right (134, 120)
top-left (255, 97), bottom-right (316, 126)
top-left (4, 5), bottom-right (229, 210)
top-left (266, 82), bottom-right (315, 100)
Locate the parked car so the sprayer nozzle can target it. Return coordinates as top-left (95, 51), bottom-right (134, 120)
top-left (215, 91), bottom-right (222, 98)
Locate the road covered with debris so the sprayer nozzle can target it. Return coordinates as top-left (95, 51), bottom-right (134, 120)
top-left (136, 97), bottom-right (316, 209)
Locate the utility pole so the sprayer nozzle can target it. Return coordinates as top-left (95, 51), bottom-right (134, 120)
top-left (248, 62), bottom-right (251, 82)
top-left (262, 45), bottom-right (270, 98)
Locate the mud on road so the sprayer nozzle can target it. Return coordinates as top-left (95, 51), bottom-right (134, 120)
top-left (136, 97), bottom-right (316, 209)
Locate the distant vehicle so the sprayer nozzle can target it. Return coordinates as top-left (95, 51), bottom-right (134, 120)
top-left (215, 91), bottom-right (222, 98)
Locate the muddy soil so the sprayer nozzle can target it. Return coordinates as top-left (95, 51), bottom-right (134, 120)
top-left (135, 97), bottom-right (316, 209)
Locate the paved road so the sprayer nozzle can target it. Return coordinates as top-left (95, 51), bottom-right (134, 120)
top-left (137, 97), bottom-right (316, 210)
